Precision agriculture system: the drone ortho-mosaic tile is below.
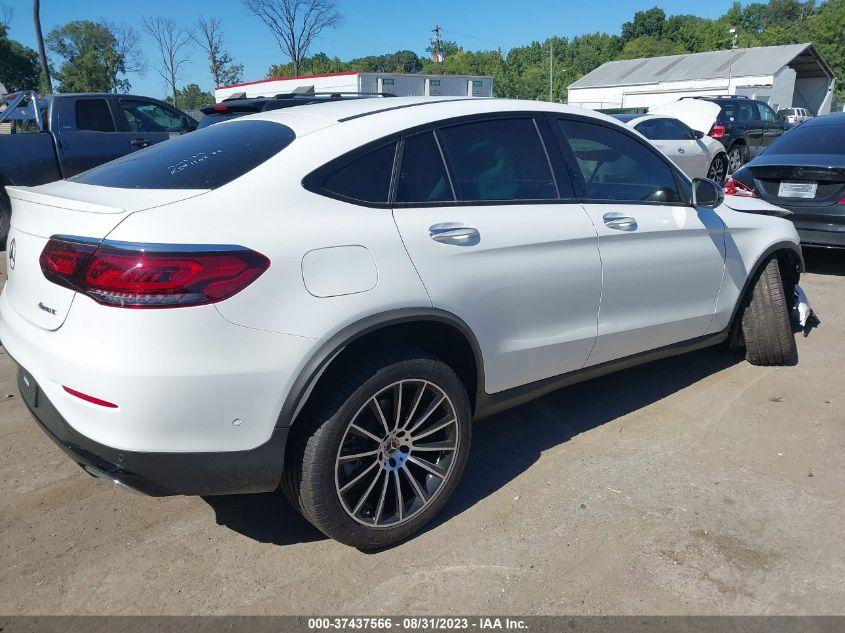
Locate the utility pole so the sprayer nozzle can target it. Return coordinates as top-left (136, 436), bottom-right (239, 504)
top-left (33, 0), bottom-right (52, 92)
top-left (728, 27), bottom-right (738, 95)
top-left (549, 39), bottom-right (554, 102)
top-left (431, 25), bottom-right (443, 63)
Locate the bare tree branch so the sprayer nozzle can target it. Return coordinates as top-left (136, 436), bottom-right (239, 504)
top-left (1, 2), bottom-right (14, 29)
top-left (190, 16), bottom-right (242, 87)
top-left (242, 0), bottom-right (341, 76)
top-left (142, 16), bottom-right (191, 106)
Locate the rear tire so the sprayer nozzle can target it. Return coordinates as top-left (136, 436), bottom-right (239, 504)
top-left (739, 257), bottom-right (797, 366)
top-left (283, 349), bottom-right (472, 549)
top-left (707, 153), bottom-right (728, 184)
top-left (727, 143), bottom-right (747, 174)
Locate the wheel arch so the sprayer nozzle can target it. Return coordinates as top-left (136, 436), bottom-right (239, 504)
top-left (277, 308), bottom-right (485, 431)
top-left (728, 240), bottom-right (803, 334)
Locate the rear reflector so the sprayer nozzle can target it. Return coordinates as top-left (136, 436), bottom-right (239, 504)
top-left (41, 237), bottom-right (270, 309)
top-left (63, 386), bottom-right (118, 408)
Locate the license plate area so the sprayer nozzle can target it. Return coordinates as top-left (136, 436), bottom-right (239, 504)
top-left (778, 181), bottom-right (817, 198)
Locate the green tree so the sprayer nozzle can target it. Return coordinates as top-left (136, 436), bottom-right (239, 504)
top-left (621, 7), bottom-right (667, 41)
top-left (619, 35), bottom-right (688, 59)
top-left (191, 16), bottom-right (243, 88)
top-left (0, 24), bottom-right (40, 91)
top-left (165, 83), bottom-right (214, 109)
top-left (46, 20), bottom-right (141, 92)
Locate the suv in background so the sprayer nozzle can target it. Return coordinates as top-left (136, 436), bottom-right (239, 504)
top-left (776, 107), bottom-right (813, 126)
top-left (682, 96), bottom-right (788, 174)
top-left (197, 90), bottom-right (391, 128)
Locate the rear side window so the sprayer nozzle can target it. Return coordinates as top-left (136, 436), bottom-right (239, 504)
top-left (322, 142), bottom-right (398, 203)
top-left (76, 99), bottom-right (115, 132)
top-left (396, 132), bottom-right (454, 203)
top-left (437, 118), bottom-right (557, 201)
top-left (71, 120), bottom-right (295, 189)
top-left (558, 119), bottom-right (682, 203)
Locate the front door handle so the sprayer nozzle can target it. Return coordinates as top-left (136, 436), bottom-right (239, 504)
top-left (677, 147), bottom-right (686, 153)
top-left (130, 138), bottom-right (151, 148)
top-left (429, 224), bottom-right (480, 245)
top-left (603, 212), bottom-right (638, 231)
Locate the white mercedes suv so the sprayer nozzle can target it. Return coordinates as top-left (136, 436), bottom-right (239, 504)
top-left (0, 97), bottom-right (802, 548)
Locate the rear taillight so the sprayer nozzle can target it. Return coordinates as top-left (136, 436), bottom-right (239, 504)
top-left (40, 237), bottom-right (270, 308)
top-left (724, 177), bottom-right (757, 198)
top-left (709, 123), bottom-right (726, 139)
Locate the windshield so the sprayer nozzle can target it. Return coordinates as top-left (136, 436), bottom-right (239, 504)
top-left (763, 122), bottom-right (845, 157)
top-left (71, 119), bottom-right (295, 189)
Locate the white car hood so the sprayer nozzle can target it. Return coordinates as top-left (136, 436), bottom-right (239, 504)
top-left (650, 100), bottom-right (721, 134)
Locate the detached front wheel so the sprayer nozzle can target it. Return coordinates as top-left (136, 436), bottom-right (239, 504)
top-left (284, 350), bottom-right (472, 549)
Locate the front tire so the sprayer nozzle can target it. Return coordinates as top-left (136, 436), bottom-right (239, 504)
top-left (707, 153), bottom-right (728, 184)
top-left (0, 190), bottom-right (10, 249)
top-left (284, 349), bottom-right (472, 549)
top-left (739, 257), bottom-right (797, 366)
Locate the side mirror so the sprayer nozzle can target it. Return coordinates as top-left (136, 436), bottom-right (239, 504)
top-left (693, 130), bottom-right (704, 140)
top-left (692, 177), bottom-right (724, 208)
top-left (180, 114), bottom-right (197, 133)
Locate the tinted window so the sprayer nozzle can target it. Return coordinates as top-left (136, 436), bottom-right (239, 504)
top-left (76, 99), bottom-right (115, 132)
top-left (71, 120), bottom-right (295, 189)
top-left (323, 142), bottom-right (397, 203)
top-left (438, 118), bottom-right (556, 201)
top-left (764, 122), bottom-right (845, 156)
top-left (559, 119), bottom-right (682, 203)
top-left (738, 102), bottom-right (757, 121)
top-left (633, 119), bottom-right (664, 140)
top-left (120, 99), bottom-right (183, 133)
top-left (757, 103), bottom-right (776, 123)
top-left (396, 132), bottom-right (454, 203)
top-left (660, 118), bottom-right (695, 140)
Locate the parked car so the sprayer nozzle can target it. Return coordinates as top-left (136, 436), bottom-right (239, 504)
top-left (613, 108), bottom-right (728, 182)
top-left (680, 96), bottom-right (788, 174)
top-left (1, 98), bottom-right (804, 549)
top-left (776, 107), bottom-right (813, 125)
top-left (197, 91), bottom-right (390, 128)
top-left (726, 113), bottom-right (845, 248)
top-left (0, 91), bottom-right (197, 245)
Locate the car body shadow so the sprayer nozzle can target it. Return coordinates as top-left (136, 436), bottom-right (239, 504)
top-left (205, 346), bottom-right (742, 548)
top-left (803, 247), bottom-right (845, 276)
top-left (202, 488), bottom-right (326, 546)
top-left (421, 345), bottom-right (744, 537)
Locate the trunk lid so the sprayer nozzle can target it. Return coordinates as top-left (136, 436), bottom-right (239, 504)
top-left (747, 155), bottom-right (845, 208)
top-left (4, 181), bottom-right (207, 331)
top-left (650, 99), bottom-right (722, 135)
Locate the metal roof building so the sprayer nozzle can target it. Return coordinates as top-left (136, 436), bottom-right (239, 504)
top-left (567, 44), bottom-right (835, 115)
top-left (215, 71), bottom-right (493, 103)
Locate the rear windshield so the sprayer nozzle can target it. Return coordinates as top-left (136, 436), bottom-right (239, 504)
top-left (71, 120), bottom-right (295, 189)
top-left (764, 123), bottom-right (845, 156)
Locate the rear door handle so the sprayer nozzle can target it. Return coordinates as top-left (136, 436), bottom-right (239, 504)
top-left (603, 212), bottom-right (638, 231)
top-left (429, 224), bottom-right (480, 245)
top-left (677, 147), bottom-right (686, 153)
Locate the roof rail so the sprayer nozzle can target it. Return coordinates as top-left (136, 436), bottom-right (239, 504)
top-left (272, 90), bottom-right (395, 99)
top-left (684, 94), bottom-right (750, 100)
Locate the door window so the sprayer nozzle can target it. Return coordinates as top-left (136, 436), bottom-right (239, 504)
top-left (75, 99), bottom-right (116, 132)
top-left (322, 142), bottom-right (398, 204)
top-left (660, 118), bottom-right (696, 140)
top-left (757, 103), bottom-right (777, 123)
top-left (120, 100), bottom-right (183, 133)
top-left (437, 118), bottom-right (557, 201)
top-left (396, 132), bottom-right (454, 203)
top-left (737, 101), bottom-right (757, 121)
top-left (558, 119), bottom-right (682, 203)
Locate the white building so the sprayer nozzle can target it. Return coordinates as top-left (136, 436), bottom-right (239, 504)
top-left (567, 43), bottom-right (835, 115)
top-left (215, 70), bottom-right (493, 103)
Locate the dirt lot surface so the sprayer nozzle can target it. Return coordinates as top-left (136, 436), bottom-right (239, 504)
top-left (1, 251), bottom-right (844, 615)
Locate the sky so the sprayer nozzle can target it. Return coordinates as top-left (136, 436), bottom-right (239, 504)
top-left (6, 0), bottom-right (750, 98)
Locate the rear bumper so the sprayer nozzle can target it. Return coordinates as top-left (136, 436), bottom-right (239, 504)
top-left (16, 364), bottom-right (288, 496)
top-left (784, 204), bottom-right (845, 248)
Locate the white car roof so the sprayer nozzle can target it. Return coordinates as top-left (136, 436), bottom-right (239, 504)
top-left (243, 96), bottom-right (627, 137)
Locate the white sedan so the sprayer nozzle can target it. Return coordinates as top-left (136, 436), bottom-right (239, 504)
top-left (615, 100), bottom-right (729, 183)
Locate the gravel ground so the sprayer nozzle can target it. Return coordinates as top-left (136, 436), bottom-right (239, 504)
top-left (1, 250), bottom-right (843, 615)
